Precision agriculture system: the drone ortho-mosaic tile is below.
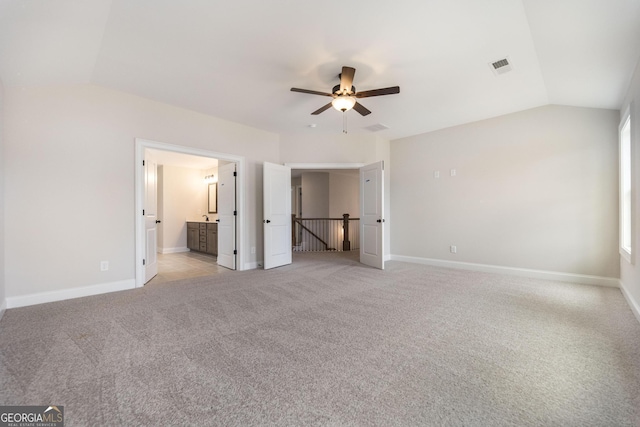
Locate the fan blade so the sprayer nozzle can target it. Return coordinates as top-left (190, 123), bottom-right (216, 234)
top-left (353, 102), bottom-right (372, 116)
top-left (340, 66), bottom-right (356, 93)
top-left (355, 86), bottom-right (400, 98)
top-left (311, 103), bottom-right (333, 115)
top-left (291, 88), bottom-right (333, 97)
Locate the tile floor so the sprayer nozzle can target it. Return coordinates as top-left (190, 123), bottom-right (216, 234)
top-left (147, 251), bottom-right (225, 285)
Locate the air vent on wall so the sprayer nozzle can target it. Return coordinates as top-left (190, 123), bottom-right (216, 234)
top-left (489, 56), bottom-right (513, 75)
top-left (365, 123), bottom-right (390, 132)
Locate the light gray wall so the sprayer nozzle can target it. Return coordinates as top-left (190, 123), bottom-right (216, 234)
top-left (391, 104), bottom-right (620, 278)
top-left (280, 132), bottom-right (372, 164)
top-left (296, 171), bottom-right (359, 218)
top-left (0, 77), bottom-right (5, 318)
top-left (301, 172), bottom-right (329, 218)
top-left (3, 83), bottom-right (279, 301)
top-left (620, 58), bottom-right (640, 318)
top-left (329, 172), bottom-right (359, 218)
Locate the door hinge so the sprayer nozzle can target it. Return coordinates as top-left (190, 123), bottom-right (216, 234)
top-left (233, 171), bottom-right (237, 177)
top-left (143, 160), bottom-right (145, 166)
top-left (234, 210), bottom-right (237, 216)
top-left (233, 250), bottom-right (237, 255)
top-left (143, 209), bottom-right (145, 215)
top-left (143, 259), bottom-right (146, 266)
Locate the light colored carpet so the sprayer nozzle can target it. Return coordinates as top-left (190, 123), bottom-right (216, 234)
top-left (1, 252), bottom-right (639, 426)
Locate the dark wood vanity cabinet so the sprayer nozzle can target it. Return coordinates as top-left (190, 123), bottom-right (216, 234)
top-left (187, 222), bottom-right (217, 256)
top-left (206, 223), bottom-right (218, 255)
top-left (187, 224), bottom-right (199, 251)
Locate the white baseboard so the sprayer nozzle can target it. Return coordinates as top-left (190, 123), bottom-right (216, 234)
top-left (244, 261), bottom-right (261, 270)
top-left (620, 280), bottom-right (640, 324)
top-left (5, 279), bottom-right (136, 309)
top-left (390, 255), bottom-right (620, 288)
top-left (160, 247), bottom-right (190, 254)
top-left (0, 299), bottom-right (6, 322)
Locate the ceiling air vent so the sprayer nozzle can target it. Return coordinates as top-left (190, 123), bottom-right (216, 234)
top-left (489, 57), bottom-right (513, 76)
top-left (365, 123), bottom-right (390, 132)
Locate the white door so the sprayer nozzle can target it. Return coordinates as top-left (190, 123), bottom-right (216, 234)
top-left (144, 150), bottom-right (159, 283)
top-left (217, 162), bottom-right (237, 270)
top-left (263, 162), bottom-right (292, 269)
top-left (360, 161), bottom-right (384, 269)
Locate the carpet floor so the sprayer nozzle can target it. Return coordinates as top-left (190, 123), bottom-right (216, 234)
top-left (1, 252), bottom-right (639, 426)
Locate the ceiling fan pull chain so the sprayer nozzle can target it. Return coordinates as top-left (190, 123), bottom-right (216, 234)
top-left (343, 111), bottom-right (348, 134)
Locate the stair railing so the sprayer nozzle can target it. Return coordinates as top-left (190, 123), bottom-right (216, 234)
top-left (292, 214), bottom-right (360, 252)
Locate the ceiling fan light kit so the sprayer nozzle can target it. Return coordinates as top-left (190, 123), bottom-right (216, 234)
top-left (332, 95), bottom-right (356, 112)
top-left (291, 66), bottom-right (400, 132)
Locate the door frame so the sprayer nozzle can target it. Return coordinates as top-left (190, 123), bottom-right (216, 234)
top-left (285, 163), bottom-right (366, 171)
top-left (135, 138), bottom-right (246, 287)
top-left (285, 162), bottom-right (389, 263)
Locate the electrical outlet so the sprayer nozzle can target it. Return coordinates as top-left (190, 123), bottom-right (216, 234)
top-left (450, 246), bottom-right (457, 254)
top-left (100, 261), bottom-right (109, 271)
top-left (450, 169), bottom-right (457, 176)
top-left (251, 246), bottom-right (256, 254)
top-left (434, 170), bottom-right (440, 179)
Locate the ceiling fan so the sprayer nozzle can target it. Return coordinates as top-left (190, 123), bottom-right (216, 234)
top-left (291, 66), bottom-right (400, 116)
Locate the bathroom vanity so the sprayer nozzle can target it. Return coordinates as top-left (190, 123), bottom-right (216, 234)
top-left (186, 222), bottom-right (218, 256)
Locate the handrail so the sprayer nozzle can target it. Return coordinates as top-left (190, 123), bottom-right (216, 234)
top-left (293, 217), bottom-right (360, 221)
top-left (293, 217), bottom-right (335, 250)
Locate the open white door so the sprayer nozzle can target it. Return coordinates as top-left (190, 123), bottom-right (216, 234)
top-left (143, 150), bottom-right (159, 283)
top-left (360, 161), bottom-right (385, 269)
top-left (217, 162), bottom-right (237, 270)
top-left (263, 162), bottom-right (292, 269)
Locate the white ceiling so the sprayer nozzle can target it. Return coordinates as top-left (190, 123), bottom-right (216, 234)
top-left (1, 0), bottom-right (639, 140)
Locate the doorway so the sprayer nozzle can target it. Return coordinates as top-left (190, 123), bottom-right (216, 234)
top-left (291, 168), bottom-right (360, 253)
top-left (148, 149), bottom-right (220, 284)
top-left (135, 138), bottom-right (246, 287)
top-left (284, 162), bottom-right (386, 270)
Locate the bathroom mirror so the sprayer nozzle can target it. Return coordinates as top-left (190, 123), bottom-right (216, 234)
top-left (208, 183), bottom-right (217, 213)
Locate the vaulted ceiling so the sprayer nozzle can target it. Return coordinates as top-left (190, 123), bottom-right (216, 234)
top-left (1, 0), bottom-right (639, 140)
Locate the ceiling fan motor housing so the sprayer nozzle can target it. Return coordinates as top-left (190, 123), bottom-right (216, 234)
top-left (333, 84), bottom-right (355, 95)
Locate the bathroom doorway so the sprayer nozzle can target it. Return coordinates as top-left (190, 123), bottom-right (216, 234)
top-left (149, 149), bottom-right (220, 284)
top-left (135, 138), bottom-right (245, 287)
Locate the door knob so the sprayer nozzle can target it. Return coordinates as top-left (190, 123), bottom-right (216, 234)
top-left (376, 219), bottom-right (385, 223)
top-left (155, 220), bottom-right (162, 224)
top-left (216, 219), bottom-right (220, 223)
top-left (264, 219), bottom-right (271, 223)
